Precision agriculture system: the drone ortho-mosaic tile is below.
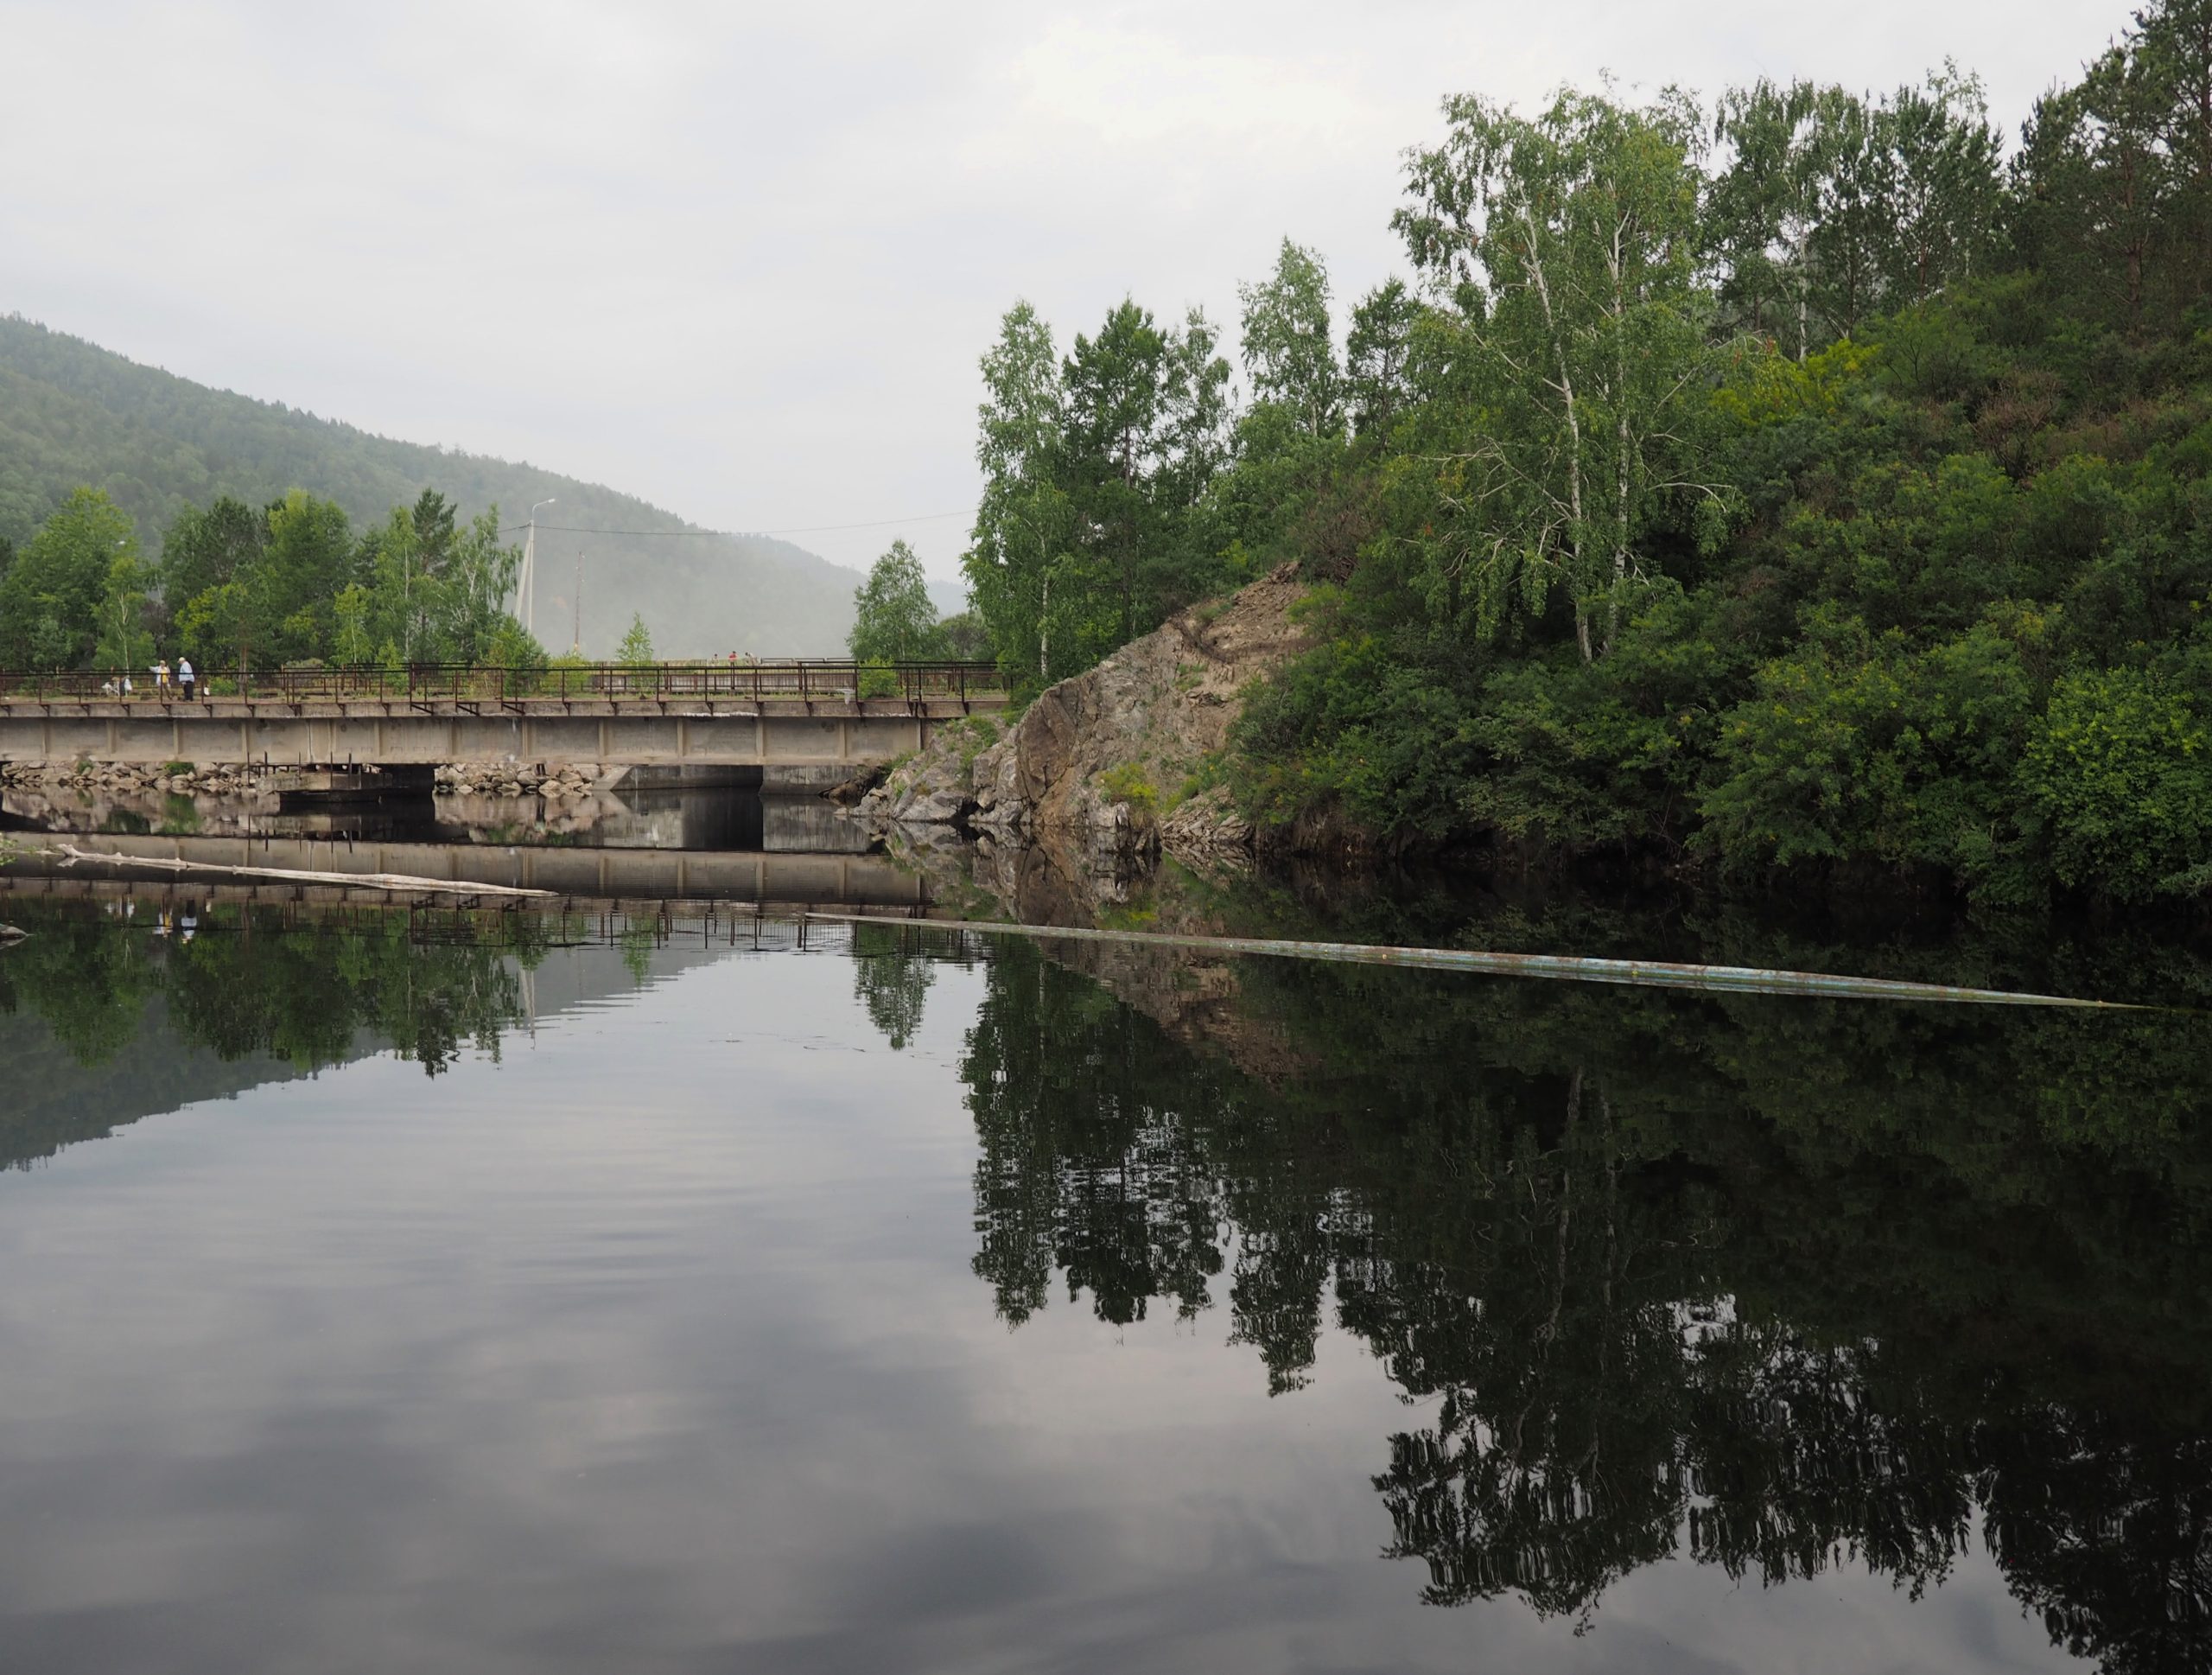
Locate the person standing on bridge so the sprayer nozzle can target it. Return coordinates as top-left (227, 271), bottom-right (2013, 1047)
top-left (153, 658), bottom-right (170, 696)
top-left (178, 656), bottom-right (195, 703)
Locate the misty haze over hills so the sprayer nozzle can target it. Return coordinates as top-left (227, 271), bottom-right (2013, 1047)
top-left (0, 315), bottom-right (873, 657)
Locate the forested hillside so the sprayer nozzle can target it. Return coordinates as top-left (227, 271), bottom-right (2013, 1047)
top-left (0, 317), bottom-right (861, 654)
top-left (960, 0), bottom-right (2212, 908)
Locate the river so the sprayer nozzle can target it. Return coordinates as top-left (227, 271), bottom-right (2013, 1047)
top-left (1, 786), bottom-right (2208, 1672)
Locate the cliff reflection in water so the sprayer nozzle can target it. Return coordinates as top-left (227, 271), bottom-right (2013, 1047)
top-left (931, 927), bottom-right (2212, 1673)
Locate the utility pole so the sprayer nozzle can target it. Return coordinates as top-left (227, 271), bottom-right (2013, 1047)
top-left (521, 497), bottom-right (556, 636)
top-left (572, 551), bottom-right (583, 655)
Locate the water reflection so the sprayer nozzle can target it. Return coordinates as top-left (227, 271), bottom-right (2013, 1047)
top-left (944, 934), bottom-right (2212, 1671)
top-left (2, 782), bottom-right (876, 856)
top-left (0, 901), bottom-right (539, 1080)
top-left (0, 891), bottom-right (2206, 1670)
top-left (0, 900), bottom-right (767, 1171)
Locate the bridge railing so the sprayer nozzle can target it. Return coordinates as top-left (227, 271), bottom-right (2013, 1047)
top-left (0, 660), bottom-right (1009, 706)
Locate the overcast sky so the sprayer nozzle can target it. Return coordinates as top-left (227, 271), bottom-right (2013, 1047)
top-left (5, 0), bottom-right (2126, 581)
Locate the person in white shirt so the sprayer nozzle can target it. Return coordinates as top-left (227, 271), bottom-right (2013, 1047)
top-left (178, 658), bottom-right (196, 702)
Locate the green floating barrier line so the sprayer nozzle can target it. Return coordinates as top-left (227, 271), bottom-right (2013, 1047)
top-left (804, 911), bottom-right (2152, 1011)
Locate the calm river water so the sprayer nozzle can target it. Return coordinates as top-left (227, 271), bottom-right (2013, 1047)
top-left (0, 846), bottom-right (2208, 1672)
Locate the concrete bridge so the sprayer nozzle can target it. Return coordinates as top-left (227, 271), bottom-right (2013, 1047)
top-left (0, 661), bottom-right (1007, 780)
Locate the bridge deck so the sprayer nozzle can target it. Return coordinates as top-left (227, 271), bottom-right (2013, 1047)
top-left (0, 659), bottom-right (1013, 769)
top-left (0, 694), bottom-right (1004, 720)
top-left (0, 694), bottom-right (1006, 769)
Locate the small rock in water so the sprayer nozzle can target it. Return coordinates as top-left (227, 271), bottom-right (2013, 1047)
top-left (0, 924), bottom-right (27, 945)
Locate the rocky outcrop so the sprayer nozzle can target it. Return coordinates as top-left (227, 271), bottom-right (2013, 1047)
top-left (855, 564), bottom-right (1306, 869)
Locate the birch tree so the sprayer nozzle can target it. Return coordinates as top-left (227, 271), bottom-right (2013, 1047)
top-left (1238, 238), bottom-right (1342, 439)
top-left (963, 302), bottom-right (1076, 683)
top-left (1709, 80), bottom-right (1863, 358)
top-left (1394, 86), bottom-right (1714, 662)
top-left (1875, 66), bottom-right (2004, 306)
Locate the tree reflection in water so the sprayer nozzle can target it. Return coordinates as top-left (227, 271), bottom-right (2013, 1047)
top-left (0, 900), bottom-right (553, 1076)
top-left (957, 935), bottom-right (2212, 1672)
top-left (849, 919), bottom-right (958, 1051)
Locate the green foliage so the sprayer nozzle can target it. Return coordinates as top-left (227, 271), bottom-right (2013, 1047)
top-left (946, 714), bottom-right (1001, 770)
top-left (2013, 0), bottom-right (2212, 333)
top-left (617, 613), bottom-right (656, 669)
top-left (1188, 35), bottom-right (2212, 905)
top-left (1707, 69), bottom-right (2004, 354)
top-left (619, 924), bottom-right (658, 987)
top-left (484, 615), bottom-right (549, 671)
top-left (1393, 84), bottom-right (1721, 660)
top-left (962, 296), bottom-right (1232, 692)
top-left (0, 487), bottom-right (138, 669)
top-left (92, 549), bottom-right (155, 672)
top-left (936, 608), bottom-right (990, 659)
top-left (1238, 238), bottom-right (1341, 438)
top-left (0, 469), bottom-right (543, 676)
top-left (1700, 611), bottom-right (2041, 891)
top-left (848, 538), bottom-right (944, 661)
top-left (173, 487), bottom-right (353, 668)
top-left (2020, 666), bottom-right (2212, 900)
top-left (1095, 761), bottom-right (1159, 815)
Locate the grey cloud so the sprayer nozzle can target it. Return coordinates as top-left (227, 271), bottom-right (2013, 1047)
top-left (1, 0), bottom-right (2127, 579)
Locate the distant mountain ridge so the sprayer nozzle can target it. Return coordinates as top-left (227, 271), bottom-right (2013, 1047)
top-left (0, 315), bottom-right (863, 656)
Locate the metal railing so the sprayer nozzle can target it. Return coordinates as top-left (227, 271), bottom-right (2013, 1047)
top-left (0, 660), bottom-right (1008, 708)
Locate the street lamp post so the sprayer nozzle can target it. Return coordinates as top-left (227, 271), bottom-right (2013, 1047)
top-left (521, 497), bottom-right (556, 638)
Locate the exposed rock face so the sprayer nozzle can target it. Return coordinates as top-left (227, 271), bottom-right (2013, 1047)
top-left (855, 564), bottom-right (1306, 869)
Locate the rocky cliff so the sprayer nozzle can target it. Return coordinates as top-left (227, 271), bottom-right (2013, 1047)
top-left (853, 564), bottom-right (1307, 871)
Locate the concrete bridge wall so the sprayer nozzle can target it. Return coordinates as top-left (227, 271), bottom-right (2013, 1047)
top-left (0, 699), bottom-right (995, 771)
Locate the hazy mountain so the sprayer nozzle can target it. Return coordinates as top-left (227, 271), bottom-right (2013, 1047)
top-left (0, 315), bottom-right (865, 657)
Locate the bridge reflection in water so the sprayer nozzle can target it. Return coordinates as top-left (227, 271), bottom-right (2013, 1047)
top-left (0, 832), bottom-right (925, 911)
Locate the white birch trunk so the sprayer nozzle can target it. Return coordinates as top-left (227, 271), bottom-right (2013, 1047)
top-left (1517, 199), bottom-right (1592, 663)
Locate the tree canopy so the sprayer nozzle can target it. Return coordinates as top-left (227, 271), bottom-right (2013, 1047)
top-left (848, 538), bottom-right (945, 661)
top-left (953, 0), bottom-right (2212, 908)
top-left (0, 482), bottom-right (539, 674)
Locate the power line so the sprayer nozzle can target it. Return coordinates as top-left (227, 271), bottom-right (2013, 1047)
top-left (496, 509), bottom-right (970, 540)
